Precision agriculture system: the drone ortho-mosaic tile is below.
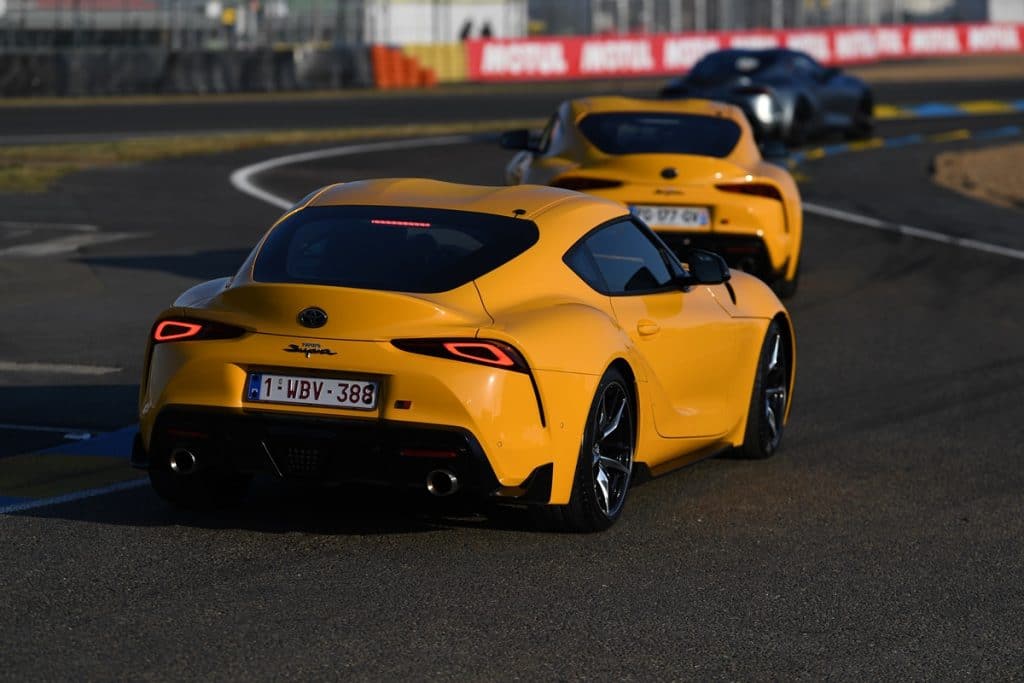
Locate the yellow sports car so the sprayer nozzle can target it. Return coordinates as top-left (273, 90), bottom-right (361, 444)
top-left (501, 96), bottom-right (803, 297)
top-left (132, 179), bottom-right (795, 532)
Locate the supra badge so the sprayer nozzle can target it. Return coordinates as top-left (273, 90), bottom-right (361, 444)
top-left (298, 306), bottom-right (328, 328)
top-left (285, 342), bottom-right (337, 358)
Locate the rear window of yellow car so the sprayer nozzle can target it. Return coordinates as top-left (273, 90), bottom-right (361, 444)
top-left (253, 205), bottom-right (539, 293)
top-left (578, 112), bottom-right (741, 158)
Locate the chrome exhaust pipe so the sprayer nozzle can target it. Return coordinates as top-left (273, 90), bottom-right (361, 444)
top-left (425, 470), bottom-right (460, 497)
top-left (169, 448), bottom-right (197, 475)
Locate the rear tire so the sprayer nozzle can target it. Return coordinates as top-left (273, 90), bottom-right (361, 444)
top-left (847, 95), bottom-right (875, 140)
top-left (149, 455), bottom-right (250, 509)
top-left (537, 367), bottom-right (635, 533)
top-left (736, 322), bottom-right (790, 460)
top-left (772, 264), bottom-right (800, 299)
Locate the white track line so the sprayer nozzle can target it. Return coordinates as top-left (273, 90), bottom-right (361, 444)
top-left (803, 202), bottom-right (1024, 261)
top-left (231, 134), bottom-right (1024, 263)
top-left (0, 480), bottom-right (147, 515)
top-left (230, 134), bottom-right (477, 210)
top-left (0, 361), bottom-right (121, 375)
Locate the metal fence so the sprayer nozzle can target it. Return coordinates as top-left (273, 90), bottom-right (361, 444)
top-left (0, 0), bottom-right (993, 51)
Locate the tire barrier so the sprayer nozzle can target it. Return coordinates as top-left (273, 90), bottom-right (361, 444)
top-left (0, 43), bottom-right (376, 97)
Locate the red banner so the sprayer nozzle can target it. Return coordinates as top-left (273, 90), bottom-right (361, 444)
top-left (466, 23), bottom-right (1024, 82)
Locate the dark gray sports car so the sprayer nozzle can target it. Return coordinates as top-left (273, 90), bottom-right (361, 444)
top-left (660, 48), bottom-right (874, 146)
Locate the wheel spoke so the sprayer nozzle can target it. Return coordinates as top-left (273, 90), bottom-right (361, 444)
top-left (767, 334), bottom-right (782, 374)
top-left (765, 403), bottom-right (778, 441)
top-left (595, 463), bottom-right (611, 513)
top-left (600, 392), bottom-right (626, 440)
top-left (597, 454), bottom-right (630, 476)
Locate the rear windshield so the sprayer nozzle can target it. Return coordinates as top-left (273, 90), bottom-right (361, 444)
top-left (253, 205), bottom-right (539, 293)
top-left (689, 51), bottom-right (779, 85)
top-left (578, 112), bottom-right (741, 158)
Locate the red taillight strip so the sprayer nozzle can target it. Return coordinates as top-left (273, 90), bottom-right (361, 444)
top-left (153, 320), bottom-right (203, 342)
top-left (442, 342), bottom-right (516, 368)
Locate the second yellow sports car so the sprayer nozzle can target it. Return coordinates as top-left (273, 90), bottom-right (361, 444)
top-left (132, 179), bottom-right (795, 532)
top-left (502, 96), bottom-right (803, 297)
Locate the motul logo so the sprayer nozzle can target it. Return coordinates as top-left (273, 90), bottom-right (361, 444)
top-left (908, 27), bottom-right (962, 54)
top-left (580, 40), bottom-right (655, 74)
top-left (480, 42), bottom-right (568, 76)
top-left (874, 27), bottom-right (906, 56)
top-left (662, 36), bottom-right (720, 69)
top-left (834, 30), bottom-right (878, 61)
top-left (784, 32), bottom-right (831, 62)
top-left (966, 25), bottom-right (1021, 52)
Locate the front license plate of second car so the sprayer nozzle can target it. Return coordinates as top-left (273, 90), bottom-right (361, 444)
top-left (631, 205), bottom-right (710, 228)
top-left (246, 373), bottom-right (378, 410)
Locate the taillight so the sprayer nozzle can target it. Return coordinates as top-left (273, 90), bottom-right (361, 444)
top-left (716, 183), bottom-right (783, 201)
top-left (152, 318), bottom-right (246, 344)
top-left (392, 338), bottom-right (530, 373)
top-left (551, 176), bottom-right (623, 192)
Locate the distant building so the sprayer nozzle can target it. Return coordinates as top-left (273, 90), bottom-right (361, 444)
top-left (363, 0), bottom-right (528, 44)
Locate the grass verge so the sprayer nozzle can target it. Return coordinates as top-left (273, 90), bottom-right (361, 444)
top-left (0, 118), bottom-right (545, 193)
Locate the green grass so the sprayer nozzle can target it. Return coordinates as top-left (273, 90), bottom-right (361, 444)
top-left (0, 118), bottom-right (545, 192)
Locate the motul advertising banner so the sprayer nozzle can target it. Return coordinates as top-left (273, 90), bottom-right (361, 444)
top-left (467, 23), bottom-right (1024, 81)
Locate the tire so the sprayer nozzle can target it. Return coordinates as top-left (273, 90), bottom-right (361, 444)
top-left (785, 99), bottom-right (812, 147)
top-left (149, 451), bottom-right (250, 509)
top-left (538, 367), bottom-right (636, 533)
top-left (772, 264), bottom-right (800, 299)
top-left (736, 321), bottom-right (790, 460)
top-left (848, 94), bottom-right (874, 140)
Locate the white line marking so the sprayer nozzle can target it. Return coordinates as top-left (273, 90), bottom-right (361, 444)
top-left (231, 135), bottom-right (1024, 263)
top-left (0, 479), bottom-right (147, 515)
top-left (0, 231), bottom-right (142, 257)
top-left (0, 221), bottom-right (98, 232)
top-left (803, 202), bottom-right (1024, 261)
top-left (229, 134), bottom-right (477, 210)
top-left (0, 361), bottom-right (121, 375)
top-left (0, 422), bottom-right (93, 438)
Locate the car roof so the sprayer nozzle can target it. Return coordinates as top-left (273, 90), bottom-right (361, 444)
top-left (567, 95), bottom-right (746, 122)
top-left (301, 178), bottom-right (629, 249)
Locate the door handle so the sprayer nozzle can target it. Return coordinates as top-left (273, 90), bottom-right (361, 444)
top-left (637, 320), bottom-right (660, 337)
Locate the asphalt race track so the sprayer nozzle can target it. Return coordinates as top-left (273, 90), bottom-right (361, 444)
top-left (1, 71), bottom-right (1024, 678)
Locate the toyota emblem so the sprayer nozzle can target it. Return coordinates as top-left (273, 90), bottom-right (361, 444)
top-left (298, 307), bottom-right (328, 328)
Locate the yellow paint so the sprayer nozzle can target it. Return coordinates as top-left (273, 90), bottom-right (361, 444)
top-left (402, 43), bottom-right (469, 83)
top-left (958, 100), bottom-right (1015, 115)
top-left (141, 179), bottom-right (793, 506)
top-left (506, 96), bottom-right (802, 284)
top-left (928, 129), bottom-right (972, 143)
top-left (874, 104), bottom-right (912, 120)
top-left (848, 137), bottom-right (886, 151)
top-left (0, 454), bottom-right (143, 499)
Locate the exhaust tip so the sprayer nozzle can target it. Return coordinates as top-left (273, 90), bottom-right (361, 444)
top-left (425, 470), bottom-right (459, 497)
top-left (169, 448), bottom-right (197, 475)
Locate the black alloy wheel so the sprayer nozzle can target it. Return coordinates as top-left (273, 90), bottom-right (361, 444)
top-left (737, 321), bottom-right (790, 459)
top-left (539, 366), bottom-right (636, 532)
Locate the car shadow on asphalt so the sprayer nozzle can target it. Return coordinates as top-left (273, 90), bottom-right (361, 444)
top-left (14, 479), bottom-right (556, 536)
top-left (78, 249), bottom-right (252, 280)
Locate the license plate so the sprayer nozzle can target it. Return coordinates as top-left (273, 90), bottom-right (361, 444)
top-left (631, 205), bottom-right (710, 228)
top-left (246, 373), bottom-right (379, 410)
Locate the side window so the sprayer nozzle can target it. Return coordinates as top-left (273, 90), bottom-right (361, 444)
top-left (567, 220), bottom-right (675, 295)
top-left (537, 113), bottom-right (563, 155)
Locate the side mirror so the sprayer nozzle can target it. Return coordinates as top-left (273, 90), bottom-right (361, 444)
top-left (499, 128), bottom-right (538, 152)
top-left (678, 249), bottom-right (730, 286)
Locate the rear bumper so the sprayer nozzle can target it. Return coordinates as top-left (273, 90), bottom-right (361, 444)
top-left (133, 407), bottom-right (553, 502)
